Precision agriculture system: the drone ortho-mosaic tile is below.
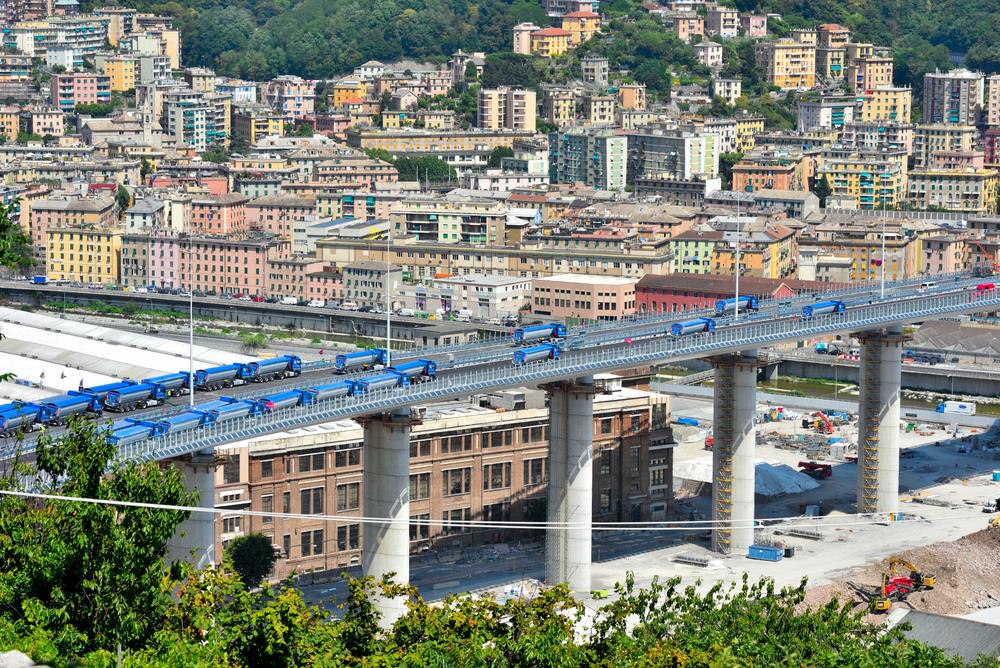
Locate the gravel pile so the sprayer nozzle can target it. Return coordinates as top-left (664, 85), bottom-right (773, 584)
top-left (797, 526), bottom-right (1000, 623)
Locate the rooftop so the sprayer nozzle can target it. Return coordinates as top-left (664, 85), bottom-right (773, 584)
top-left (537, 274), bottom-right (638, 286)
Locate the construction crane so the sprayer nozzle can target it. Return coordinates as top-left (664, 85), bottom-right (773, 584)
top-left (972, 238), bottom-right (1000, 278)
top-left (810, 411), bottom-right (834, 434)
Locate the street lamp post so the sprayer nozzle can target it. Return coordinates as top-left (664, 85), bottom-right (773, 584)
top-left (734, 196), bottom-right (741, 322)
top-left (881, 175), bottom-right (887, 298)
top-left (186, 237), bottom-right (194, 408)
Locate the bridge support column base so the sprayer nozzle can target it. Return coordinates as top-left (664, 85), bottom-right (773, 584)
top-left (855, 327), bottom-right (906, 515)
top-left (362, 408), bottom-right (414, 628)
top-left (710, 352), bottom-right (758, 555)
top-left (545, 375), bottom-right (594, 595)
top-left (165, 451), bottom-right (218, 570)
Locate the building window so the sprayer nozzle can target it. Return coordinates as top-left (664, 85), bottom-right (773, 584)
top-left (301, 487), bottom-right (324, 515)
top-left (335, 448), bottom-right (361, 467)
top-left (223, 454), bottom-right (240, 484)
top-left (484, 501), bottom-right (510, 523)
top-left (283, 534), bottom-right (291, 559)
top-left (443, 467), bottom-right (472, 496)
top-left (651, 467), bottom-right (669, 488)
top-left (630, 446), bottom-right (640, 474)
top-left (442, 507), bottom-right (471, 535)
top-left (486, 430), bottom-right (513, 448)
top-left (336, 482), bottom-right (360, 511)
top-left (222, 516), bottom-right (241, 533)
top-left (262, 495), bottom-right (273, 524)
top-left (337, 523), bottom-right (359, 550)
top-left (600, 418), bottom-right (612, 435)
top-left (260, 460), bottom-right (273, 478)
top-left (599, 488), bottom-right (612, 514)
top-left (409, 513), bottom-right (430, 541)
top-left (409, 472), bottom-right (431, 500)
top-left (410, 439), bottom-right (432, 457)
top-left (600, 449), bottom-right (612, 475)
top-left (283, 491), bottom-right (290, 514)
top-left (300, 452), bottom-right (324, 472)
top-left (483, 462), bottom-right (512, 490)
top-left (521, 425), bottom-right (545, 443)
top-left (301, 529), bottom-right (323, 556)
top-left (523, 457), bottom-right (548, 486)
top-left (443, 434), bottom-right (473, 453)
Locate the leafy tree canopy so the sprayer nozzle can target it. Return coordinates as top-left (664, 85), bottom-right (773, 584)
top-left (226, 533), bottom-right (278, 588)
top-left (487, 145), bottom-right (514, 169)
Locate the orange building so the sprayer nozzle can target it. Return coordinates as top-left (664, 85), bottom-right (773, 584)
top-left (732, 153), bottom-right (807, 192)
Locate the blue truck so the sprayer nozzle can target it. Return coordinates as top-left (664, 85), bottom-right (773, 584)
top-left (258, 390), bottom-right (305, 412)
top-left (301, 381), bottom-right (356, 404)
top-left (670, 318), bottom-right (716, 337)
top-left (354, 372), bottom-right (410, 393)
top-left (0, 403), bottom-right (45, 436)
top-left (143, 372), bottom-right (191, 396)
top-left (243, 355), bottom-right (302, 382)
top-left (156, 412), bottom-right (206, 435)
top-left (43, 392), bottom-right (102, 425)
top-left (105, 383), bottom-right (166, 412)
top-left (334, 349), bottom-right (387, 373)
top-left (513, 323), bottom-right (567, 345)
top-left (194, 364), bottom-right (243, 391)
top-left (387, 359), bottom-right (436, 383)
top-left (802, 300), bottom-right (846, 317)
top-left (715, 295), bottom-right (759, 315)
top-left (512, 343), bottom-right (560, 365)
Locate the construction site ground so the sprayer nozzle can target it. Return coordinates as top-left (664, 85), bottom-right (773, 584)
top-left (588, 397), bottom-right (1000, 626)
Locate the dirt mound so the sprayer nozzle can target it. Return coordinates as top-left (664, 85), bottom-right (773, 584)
top-left (798, 527), bottom-right (1000, 624)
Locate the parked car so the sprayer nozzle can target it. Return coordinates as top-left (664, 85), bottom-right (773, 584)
top-left (71, 282), bottom-right (83, 288)
top-left (238, 295), bottom-right (252, 301)
top-left (251, 296), bottom-right (264, 302)
top-left (179, 291), bottom-right (191, 297)
top-left (264, 297), bottom-right (279, 303)
top-left (219, 293), bottom-right (231, 300)
top-left (206, 290), bottom-right (217, 296)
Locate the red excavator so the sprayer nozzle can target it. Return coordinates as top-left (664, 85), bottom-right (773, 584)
top-left (847, 557), bottom-right (935, 612)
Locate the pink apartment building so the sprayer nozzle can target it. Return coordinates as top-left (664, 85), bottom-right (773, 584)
top-left (530, 275), bottom-right (638, 321)
top-left (246, 195), bottom-right (317, 235)
top-left (263, 75), bottom-right (315, 120)
top-left (694, 42), bottom-right (723, 68)
top-left (189, 194), bottom-right (250, 235)
top-left (30, 108), bottom-right (64, 136)
top-left (50, 73), bottom-right (111, 111)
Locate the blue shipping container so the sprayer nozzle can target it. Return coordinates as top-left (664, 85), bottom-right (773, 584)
top-left (748, 544), bottom-right (783, 562)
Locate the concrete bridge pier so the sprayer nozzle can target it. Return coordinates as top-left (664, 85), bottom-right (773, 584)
top-left (545, 376), bottom-right (596, 595)
top-left (362, 407), bottom-right (414, 628)
top-left (855, 326), bottom-right (905, 515)
top-left (710, 351), bottom-right (759, 554)
top-left (165, 450), bottom-right (217, 570)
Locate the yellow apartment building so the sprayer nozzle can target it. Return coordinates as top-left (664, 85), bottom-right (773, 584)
top-left (231, 104), bottom-right (285, 145)
top-left (330, 80), bottom-right (371, 109)
top-left (45, 226), bottom-right (123, 283)
top-left (908, 167), bottom-right (999, 215)
top-left (344, 128), bottom-right (535, 153)
top-left (856, 85), bottom-right (911, 122)
top-left (561, 11), bottom-right (601, 45)
top-left (735, 114), bottom-right (766, 152)
top-left (755, 39), bottom-right (816, 90)
top-left (531, 28), bottom-right (571, 57)
top-left (99, 55), bottom-right (136, 92)
top-left (0, 106), bottom-right (18, 139)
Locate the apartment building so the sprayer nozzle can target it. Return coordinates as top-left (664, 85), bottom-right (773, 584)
top-left (530, 28), bottom-right (572, 57)
top-left (390, 195), bottom-right (508, 244)
top-left (922, 68), bottom-right (984, 126)
top-left (816, 147), bottom-right (907, 209)
top-left (669, 229), bottom-right (723, 274)
top-left (694, 42), bottom-right (723, 68)
top-left (667, 13), bottom-right (703, 42)
top-left (797, 222), bottom-right (918, 282)
top-left (755, 39), bottom-right (815, 90)
top-left (339, 259), bottom-right (403, 309)
top-left (50, 72), bottom-right (110, 111)
top-left (790, 29), bottom-right (816, 45)
top-left (796, 95), bottom-right (854, 131)
top-left (216, 79), bottom-right (257, 104)
top-left (739, 14), bottom-right (766, 37)
top-left (213, 386), bottom-right (672, 577)
top-left (907, 167), bottom-right (998, 214)
top-left (477, 87), bottom-right (536, 131)
top-left (395, 273), bottom-right (531, 317)
top-left (561, 10), bottom-right (601, 45)
top-left (618, 84), bottom-right (646, 111)
top-left (3, 16), bottom-right (107, 59)
top-left (182, 236), bottom-right (290, 297)
top-left (246, 195), bottom-right (316, 236)
top-left (913, 124), bottom-right (976, 168)
top-left (580, 56), bottom-right (609, 85)
top-left (187, 193), bottom-right (249, 235)
top-left (856, 85), bottom-right (911, 122)
top-left (184, 67), bottom-right (215, 94)
top-left (231, 103), bottom-right (285, 145)
top-left (840, 121), bottom-right (914, 154)
top-left (543, 88), bottom-right (576, 126)
top-left (732, 151), bottom-right (807, 191)
top-left (582, 94), bottom-right (615, 125)
top-left (817, 23), bottom-right (850, 48)
top-left (0, 54), bottom-right (31, 82)
top-left (45, 224), bottom-right (122, 284)
top-left (266, 256), bottom-right (323, 301)
top-left (532, 274), bottom-right (637, 320)
top-left (29, 107), bottom-right (63, 137)
top-left (345, 128), bottom-right (534, 154)
top-left (163, 88), bottom-right (229, 151)
top-left (263, 75), bottom-right (315, 120)
top-left (512, 22), bottom-right (540, 54)
top-left (0, 106), bottom-right (17, 139)
top-left (549, 127), bottom-right (626, 190)
top-left (815, 47), bottom-right (845, 79)
top-left (706, 8), bottom-right (737, 38)
top-left (711, 77), bottom-right (741, 105)
top-left (626, 125), bottom-right (719, 182)
top-left (95, 53), bottom-right (136, 92)
top-left (846, 56), bottom-right (893, 93)
top-left (316, 157), bottom-right (399, 189)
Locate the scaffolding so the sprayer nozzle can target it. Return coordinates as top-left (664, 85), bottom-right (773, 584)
top-left (713, 358), bottom-right (735, 552)
top-left (860, 339), bottom-right (881, 514)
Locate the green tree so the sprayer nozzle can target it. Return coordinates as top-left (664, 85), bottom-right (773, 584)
top-left (116, 184), bottom-right (132, 213)
top-left (294, 122), bottom-right (315, 136)
top-left (394, 156), bottom-right (456, 182)
top-left (225, 533), bottom-right (278, 589)
top-left (813, 174), bottom-right (833, 208)
top-left (363, 147), bottom-right (396, 164)
top-left (486, 145), bottom-right (514, 168)
top-left (240, 331), bottom-right (269, 354)
top-left (464, 60), bottom-right (479, 83)
top-left (378, 90), bottom-right (393, 113)
top-left (140, 158), bottom-right (154, 182)
top-left (719, 152), bottom-right (744, 190)
top-left (0, 200), bottom-right (32, 271)
top-left (0, 417), bottom-right (195, 655)
top-left (481, 53), bottom-right (537, 88)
